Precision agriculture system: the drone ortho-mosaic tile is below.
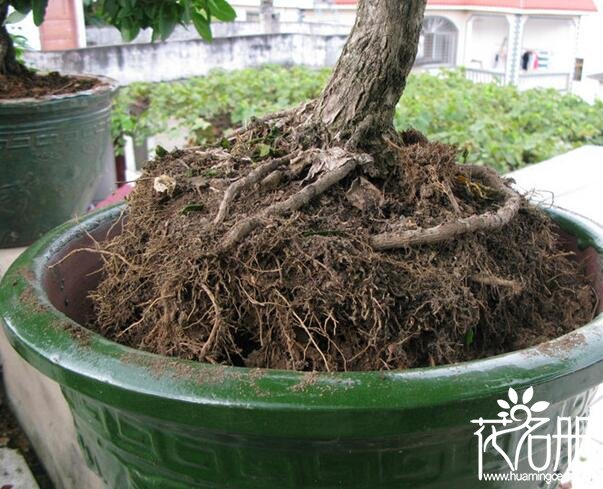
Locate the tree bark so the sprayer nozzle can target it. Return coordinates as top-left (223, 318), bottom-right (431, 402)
top-left (0, 3), bottom-right (28, 77)
top-left (312, 0), bottom-right (427, 145)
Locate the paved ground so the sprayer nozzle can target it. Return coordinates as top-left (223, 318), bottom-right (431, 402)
top-left (0, 145), bottom-right (602, 487)
top-left (508, 145), bottom-right (603, 222)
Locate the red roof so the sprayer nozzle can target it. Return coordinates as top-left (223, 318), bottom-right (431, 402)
top-left (334, 0), bottom-right (597, 12)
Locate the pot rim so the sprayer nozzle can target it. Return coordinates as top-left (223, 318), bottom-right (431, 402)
top-left (1, 204), bottom-right (602, 415)
top-left (0, 73), bottom-right (118, 106)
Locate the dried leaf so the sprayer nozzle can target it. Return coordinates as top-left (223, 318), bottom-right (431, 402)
top-left (346, 177), bottom-right (384, 211)
top-left (153, 175), bottom-right (177, 195)
top-left (187, 176), bottom-right (209, 189)
top-left (306, 147), bottom-right (349, 181)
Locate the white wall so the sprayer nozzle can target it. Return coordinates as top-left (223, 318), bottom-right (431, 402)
top-left (522, 17), bottom-right (575, 72)
top-left (465, 15), bottom-right (509, 71)
top-left (230, 0), bottom-right (315, 22)
top-left (573, 0), bottom-right (603, 101)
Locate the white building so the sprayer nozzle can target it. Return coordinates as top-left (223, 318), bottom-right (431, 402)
top-left (319, 0), bottom-right (598, 91)
top-left (11, 0), bottom-right (600, 95)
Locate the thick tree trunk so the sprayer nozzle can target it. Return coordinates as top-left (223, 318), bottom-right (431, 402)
top-left (0, 3), bottom-right (28, 77)
top-left (312, 0), bottom-right (427, 146)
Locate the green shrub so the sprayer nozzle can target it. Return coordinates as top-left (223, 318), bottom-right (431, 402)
top-left (112, 66), bottom-right (603, 172)
top-left (396, 69), bottom-right (603, 171)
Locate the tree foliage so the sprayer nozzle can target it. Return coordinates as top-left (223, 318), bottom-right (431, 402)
top-left (5, 0), bottom-right (236, 42)
top-left (112, 66), bottom-right (603, 171)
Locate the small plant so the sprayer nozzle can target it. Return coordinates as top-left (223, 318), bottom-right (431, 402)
top-left (9, 32), bottom-right (27, 63)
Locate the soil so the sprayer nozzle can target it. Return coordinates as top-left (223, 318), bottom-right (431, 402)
top-left (0, 366), bottom-right (54, 489)
top-left (88, 120), bottom-right (597, 372)
top-left (0, 71), bottom-right (101, 99)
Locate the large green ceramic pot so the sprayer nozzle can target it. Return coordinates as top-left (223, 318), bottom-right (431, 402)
top-left (0, 75), bottom-right (117, 247)
top-left (1, 205), bottom-right (602, 489)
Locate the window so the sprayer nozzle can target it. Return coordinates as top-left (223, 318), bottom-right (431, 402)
top-left (416, 16), bottom-right (458, 66)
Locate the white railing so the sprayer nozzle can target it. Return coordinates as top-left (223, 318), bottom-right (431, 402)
top-left (464, 68), bottom-right (505, 85)
top-left (464, 68), bottom-right (572, 92)
top-left (518, 72), bottom-right (571, 92)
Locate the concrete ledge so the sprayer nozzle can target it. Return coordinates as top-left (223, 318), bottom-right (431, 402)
top-left (25, 32), bottom-right (347, 85)
top-left (0, 448), bottom-right (40, 489)
top-left (0, 327), bottom-right (104, 489)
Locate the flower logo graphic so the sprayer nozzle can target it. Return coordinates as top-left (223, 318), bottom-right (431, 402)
top-left (471, 386), bottom-right (589, 482)
top-left (496, 386), bottom-right (550, 422)
top-left (472, 386), bottom-right (553, 479)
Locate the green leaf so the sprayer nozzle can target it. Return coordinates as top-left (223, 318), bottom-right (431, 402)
top-left (208, 0), bottom-right (236, 22)
top-left (31, 0), bottom-right (49, 26)
top-left (191, 11), bottom-right (212, 42)
top-left (465, 328), bottom-right (475, 347)
top-left (120, 22), bottom-right (140, 42)
top-left (10, 0), bottom-right (32, 15)
top-left (257, 143), bottom-right (271, 158)
top-left (158, 3), bottom-right (179, 40)
top-left (181, 203), bottom-right (205, 214)
top-left (155, 145), bottom-right (169, 157)
top-left (6, 10), bottom-right (28, 24)
top-left (302, 230), bottom-right (347, 238)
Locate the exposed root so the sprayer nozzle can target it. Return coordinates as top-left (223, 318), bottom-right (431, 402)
top-left (220, 148), bottom-right (372, 251)
top-left (199, 284), bottom-right (224, 359)
top-left (471, 274), bottom-right (523, 295)
top-left (88, 128), bottom-right (596, 372)
top-left (49, 247), bottom-right (137, 270)
top-left (370, 165), bottom-right (521, 250)
top-left (214, 155), bottom-right (290, 224)
top-left (226, 108), bottom-right (294, 141)
top-left (442, 181), bottom-right (461, 214)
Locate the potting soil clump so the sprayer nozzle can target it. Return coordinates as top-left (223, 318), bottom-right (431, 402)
top-left (89, 115), bottom-right (596, 372)
top-left (0, 71), bottom-right (100, 99)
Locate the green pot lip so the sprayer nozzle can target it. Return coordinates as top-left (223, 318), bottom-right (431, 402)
top-left (0, 74), bottom-right (118, 106)
top-left (1, 204), bottom-right (603, 412)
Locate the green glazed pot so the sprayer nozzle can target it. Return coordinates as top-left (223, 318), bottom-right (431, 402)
top-left (1, 205), bottom-right (602, 489)
top-left (0, 75), bottom-right (117, 248)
